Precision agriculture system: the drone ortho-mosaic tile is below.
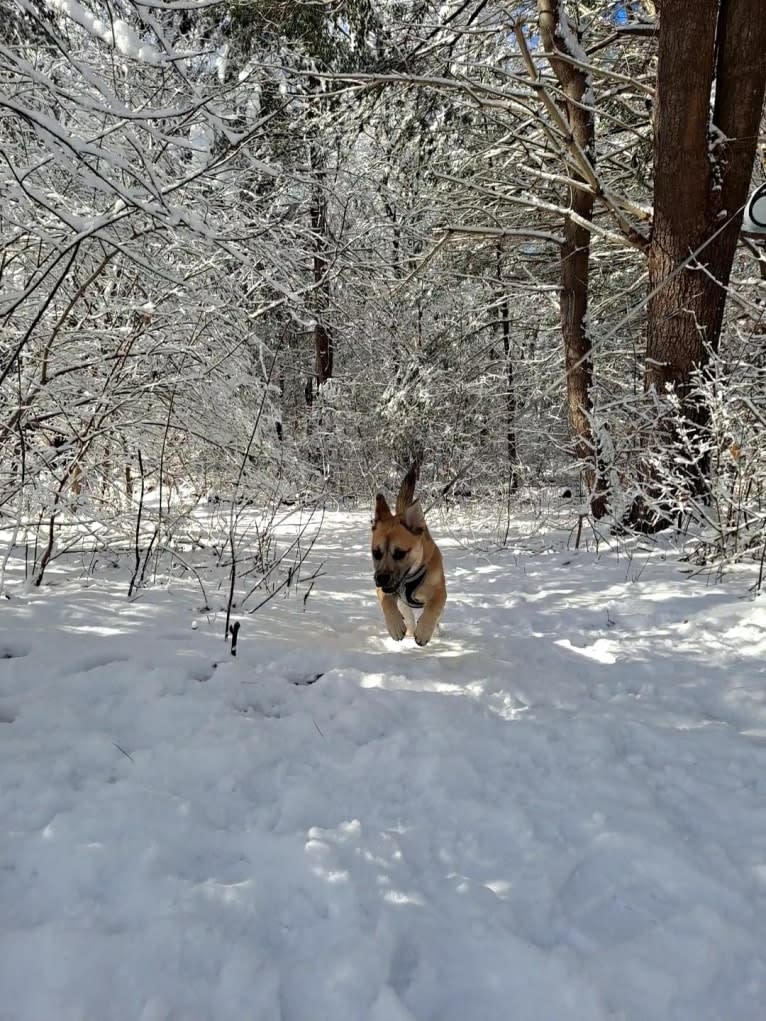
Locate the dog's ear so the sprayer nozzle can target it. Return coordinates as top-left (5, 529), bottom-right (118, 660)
top-left (395, 463), bottom-right (419, 515)
top-left (373, 493), bottom-right (392, 527)
top-left (401, 500), bottom-right (426, 535)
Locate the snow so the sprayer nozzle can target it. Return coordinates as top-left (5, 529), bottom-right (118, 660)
top-left (2, 508), bottom-right (766, 1020)
top-left (46, 0), bottom-right (163, 65)
top-left (557, 7), bottom-right (589, 67)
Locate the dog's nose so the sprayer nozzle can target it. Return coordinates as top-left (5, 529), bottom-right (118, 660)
top-left (375, 571), bottom-right (392, 590)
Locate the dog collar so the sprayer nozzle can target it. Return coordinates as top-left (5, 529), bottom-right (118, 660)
top-left (398, 564), bottom-right (427, 608)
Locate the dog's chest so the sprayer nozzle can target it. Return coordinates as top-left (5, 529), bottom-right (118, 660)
top-left (397, 565), bottom-right (427, 608)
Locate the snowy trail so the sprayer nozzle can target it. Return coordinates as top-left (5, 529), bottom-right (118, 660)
top-left (1, 512), bottom-right (766, 1020)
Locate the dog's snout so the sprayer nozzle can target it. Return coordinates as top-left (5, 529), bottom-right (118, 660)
top-left (375, 571), bottom-right (393, 590)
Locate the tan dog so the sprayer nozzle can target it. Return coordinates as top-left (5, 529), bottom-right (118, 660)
top-left (371, 465), bottom-right (446, 646)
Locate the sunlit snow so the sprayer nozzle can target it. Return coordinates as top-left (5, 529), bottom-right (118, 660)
top-left (1, 509), bottom-right (765, 1020)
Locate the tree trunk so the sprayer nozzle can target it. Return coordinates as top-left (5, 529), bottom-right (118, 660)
top-left (310, 143), bottom-right (333, 389)
top-left (649, 0), bottom-right (766, 375)
top-left (538, 0), bottom-right (608, 517)
top-left (636, 0), bottom-right (766, 525)
top-left (706, 0), bottom-right (766, 342)
top-left (646, 0), bottom-right (719, 400)
top-left (495, 245), bottom-right (520, 492)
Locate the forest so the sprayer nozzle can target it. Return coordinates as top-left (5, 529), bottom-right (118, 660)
top-left (2, 0), bottom-right (765, 590)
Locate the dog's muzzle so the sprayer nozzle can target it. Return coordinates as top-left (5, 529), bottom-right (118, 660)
top-left (374, 571), bottom-right (398, 593)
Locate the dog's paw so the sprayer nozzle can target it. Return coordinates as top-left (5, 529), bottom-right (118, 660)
top-left (414, 622), bottom-right (433, 646)
top-left (387, 615), bottom-right (407, 641)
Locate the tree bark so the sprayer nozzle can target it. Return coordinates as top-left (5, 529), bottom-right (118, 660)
top-left (310, 143), bottom-right (334, 390)
top-left (495, 245), bottom-right (520, 492)
top-left (646, 0), bottom-right (719, 401)
top-left (707, 0), bottom-right (766, 341)
top-left (538, 0), bottom-right (608, 517)
top-left (648, 0), bottom-right (766, 392)
top-left (626, 0), bottom-right (766, 529)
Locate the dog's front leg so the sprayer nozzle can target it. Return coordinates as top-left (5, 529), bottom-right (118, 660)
top-left (414, 590), bottom-right (446, 647)
top-left (398, 599), bottom-right (416, 638)
top-left (378, 590), bottom-right (406, 641)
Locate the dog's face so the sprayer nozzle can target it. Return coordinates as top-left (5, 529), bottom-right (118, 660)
top-left (371, 495), bottom-right (425, 593)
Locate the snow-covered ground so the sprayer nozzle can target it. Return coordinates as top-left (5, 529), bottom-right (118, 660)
top-left (2, 508), bottom-right (766, 1021)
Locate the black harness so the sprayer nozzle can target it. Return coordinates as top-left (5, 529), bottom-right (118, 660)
top-left (397, 564), bottom-right (427, 609)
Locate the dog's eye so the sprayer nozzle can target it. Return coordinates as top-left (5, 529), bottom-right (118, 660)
top-left (392, 548), bottom-right (407, 561)
top-left (372, 548), bottom-right (383, 560)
